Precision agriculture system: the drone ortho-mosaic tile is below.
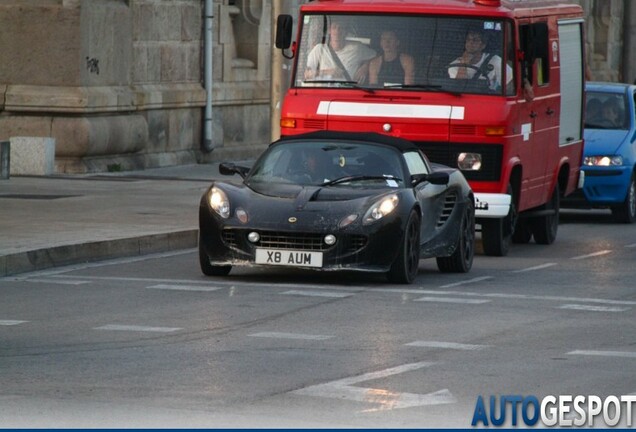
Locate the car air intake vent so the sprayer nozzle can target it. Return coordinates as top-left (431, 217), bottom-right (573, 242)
top-left (303, 119), bottom-right (326, 129)
top-left (345, 235), bottom-right (367, 254)
top-left (259, 231), bottom-right (327, 251)
top-left (222, 230), bottom-right (237, 247)
top-left (437, 192), bottom-right (457, 227)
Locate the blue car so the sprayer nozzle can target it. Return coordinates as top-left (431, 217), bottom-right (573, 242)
top-left (565, 82), bottom-right (636, 223)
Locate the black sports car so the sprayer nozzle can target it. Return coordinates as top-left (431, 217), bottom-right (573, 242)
top-left (199, 131), bottom-right (475, 284)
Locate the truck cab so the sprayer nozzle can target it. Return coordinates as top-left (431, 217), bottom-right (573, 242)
top-left (277, 0), bottom-right (585, 256)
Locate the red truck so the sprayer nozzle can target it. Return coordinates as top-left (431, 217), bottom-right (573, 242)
top-left (276, 0), bottom-right (585, 256)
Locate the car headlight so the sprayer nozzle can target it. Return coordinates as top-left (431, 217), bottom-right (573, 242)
top-left (363, 194), bottom-right (399, 225)
top-left (584, 155), bottom-right (623, 167)
top-left (457, 152), bottom-right (482, 171)
top-left (208, 186), bottom-right (230, 218)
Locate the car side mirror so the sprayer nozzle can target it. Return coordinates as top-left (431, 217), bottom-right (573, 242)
top-left (219, 162), bottom-right (249, 179)
top-left (412, 171), bottom-right (450, 186)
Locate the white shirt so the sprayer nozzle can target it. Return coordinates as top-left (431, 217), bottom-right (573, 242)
top-left (306, 42), bottom-right (376, 80)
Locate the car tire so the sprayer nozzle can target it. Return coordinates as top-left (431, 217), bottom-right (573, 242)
top-left (481, 184), bottom-right (515, 256)
top-left (437, 199), bottom-right (475, 273)
top-left (531, 182), bottom-right (559, 245)
top-left (199, 234), bottom-right (232, 276)
top-left (611, 173), bottom-right (636, 224)
top-left (387, 210), bottom-right (420, 284)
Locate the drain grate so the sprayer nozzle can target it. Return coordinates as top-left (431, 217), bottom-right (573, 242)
top-left (0, 194), bottom-right (80, 200)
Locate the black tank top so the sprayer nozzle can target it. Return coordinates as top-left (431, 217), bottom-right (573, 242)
top-left (378, 57), bottom-right (405, 84)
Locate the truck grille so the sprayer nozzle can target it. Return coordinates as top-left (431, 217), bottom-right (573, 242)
top-left (416, 142), bottom-right (503, 182)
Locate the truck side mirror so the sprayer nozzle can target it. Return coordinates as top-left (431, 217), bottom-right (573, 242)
top-left (275, 15), bottom-right (293, 50)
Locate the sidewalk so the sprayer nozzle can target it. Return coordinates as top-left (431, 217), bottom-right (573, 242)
top-left (0, 163), bottom-right (243, 277)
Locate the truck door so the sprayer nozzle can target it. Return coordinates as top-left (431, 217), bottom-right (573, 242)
top-left (518, 22), bottom-right (554, 210)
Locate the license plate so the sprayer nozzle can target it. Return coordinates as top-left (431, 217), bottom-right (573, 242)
top-left (255, 248), bottom-right (323, 268)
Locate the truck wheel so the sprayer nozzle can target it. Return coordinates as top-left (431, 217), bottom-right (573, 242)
top-left (611, 173), bottom-right (636, 223)
top-left (531, 183), bottom-right (559, 245)
top-left (199, 234), bottom-right (232, 276)
top-left (437, 200), bottom-right (474, 273)
top-left (387, 211), bottom-right (421, 284)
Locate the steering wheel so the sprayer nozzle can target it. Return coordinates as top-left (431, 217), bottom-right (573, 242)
top-left (447, 63), bottom-right (483, 78)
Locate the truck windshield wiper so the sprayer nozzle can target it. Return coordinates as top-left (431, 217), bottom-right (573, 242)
top-left (384, 83), bottom-right (461, 97)
top-left (303, 80), bottom-right (375, 94)
top-left (321, 175), bottom-right (401, 186)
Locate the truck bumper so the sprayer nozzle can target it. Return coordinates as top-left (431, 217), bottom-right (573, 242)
top-left (475, 193), bottom-right (511, 218)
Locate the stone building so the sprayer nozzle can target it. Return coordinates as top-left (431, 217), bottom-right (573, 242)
top-left (0, 0), bottom-right (633, 173)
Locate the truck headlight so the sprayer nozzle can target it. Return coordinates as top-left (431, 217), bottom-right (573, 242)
top-left (458, 152), bottom-right (482, 171)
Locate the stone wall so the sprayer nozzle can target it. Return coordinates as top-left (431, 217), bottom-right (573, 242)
top-left (0, 0), bottom-right (271, 173)
top-left (0, 0), bottom-right (630, 173)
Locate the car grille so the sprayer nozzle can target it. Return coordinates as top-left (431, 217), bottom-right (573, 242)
top-left (437, 192), bottom-right (457, 227)
top-left (415, 142), bottom-right (503, 182)
top-left (222, 229), bottom-right (367, 254)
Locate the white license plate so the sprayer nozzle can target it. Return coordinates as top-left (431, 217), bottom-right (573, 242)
top-left (255, 248), bottom-right (323, 268)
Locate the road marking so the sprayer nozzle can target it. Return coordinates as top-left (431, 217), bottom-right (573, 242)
top-left (93, 324), bottom-right (182, 333)
top-left (291, 361), bottom-right (456, 410)
top-left (571, 250), bottom-right (612, 260)
top-left (249, 332), bottom-right (334, 340)
top-left (147, 284), bottom-right (223, 292)
top-left (374, 288), bottom-right (636, 306)
top-left (280, 290), bottom-right (353, 298)
top-left (405, 341), bottom-right (489, 350)
top-left (414, 296), bottom-right (491, 304)
top-left (625, 243), bottom-right (636, 248)
top-left (559, 304), bottom-right (630, 313)
top-left (439, 276), bottom-right (494, 288)
top-left (0, 320), bottom-right (28, 326)
top-left (512, 263), bottom-right (558, 273)
top-left (568, 350), bottom-right (636, 359)
top-left (26, 279), bottom-right (91, 285)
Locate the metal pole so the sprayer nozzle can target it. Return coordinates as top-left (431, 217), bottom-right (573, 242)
top-left (270, 0), bottom-right (284, 141)
top-left (203, 0), bottom-right (214, 152)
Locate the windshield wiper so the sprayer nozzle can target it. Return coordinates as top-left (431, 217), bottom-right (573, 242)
top-left (303, 80), bottom-right (375, 94)
top-left (321, 175), bottom-right (402, 186)
top-left (384, 83), bottom-right (461, 97)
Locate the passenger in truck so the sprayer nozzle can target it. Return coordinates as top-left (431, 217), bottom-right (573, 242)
top-left (304, 20), bottom-right (376, 83)
top-left (368, 29), bottom-right (415, 87)
top-left (448, 29), bottom-right (512, 91)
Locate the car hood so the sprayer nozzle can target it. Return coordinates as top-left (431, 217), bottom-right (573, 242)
top-left (583, 128), bottom-right (630, 156)
top-left (212, 181), bottom-right (402, 228)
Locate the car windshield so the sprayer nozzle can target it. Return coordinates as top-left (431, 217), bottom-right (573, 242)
top-left (247, 140), bottom-right (405, 188)
top-left (294, 14), bottom-right (514, 96)
top-left (585, 91), bottom-right (628, 130)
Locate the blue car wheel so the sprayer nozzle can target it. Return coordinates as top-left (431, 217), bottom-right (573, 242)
top-left (611, 173), bottom-right (636, 223)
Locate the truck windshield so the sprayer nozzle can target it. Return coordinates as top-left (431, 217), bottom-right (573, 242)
top-left (294, 14), bottom-right (514, 96)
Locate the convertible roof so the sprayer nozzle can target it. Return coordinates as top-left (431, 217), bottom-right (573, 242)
top-left (277, 130), bottom-right (419, 152)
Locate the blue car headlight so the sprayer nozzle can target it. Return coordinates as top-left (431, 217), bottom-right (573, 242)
top-left (208, 186), bottom-right (230, 218)
top-left (363, 194), bottom-right (399, 225)
top-left (584, 155), bottom-right (623, 167)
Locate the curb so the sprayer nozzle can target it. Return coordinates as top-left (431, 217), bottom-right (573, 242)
top-left (0, 229), bottom-right (198, 277)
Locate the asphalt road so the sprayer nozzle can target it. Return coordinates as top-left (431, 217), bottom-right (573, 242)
top-left (1, 209), bottom-right (635, 428)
